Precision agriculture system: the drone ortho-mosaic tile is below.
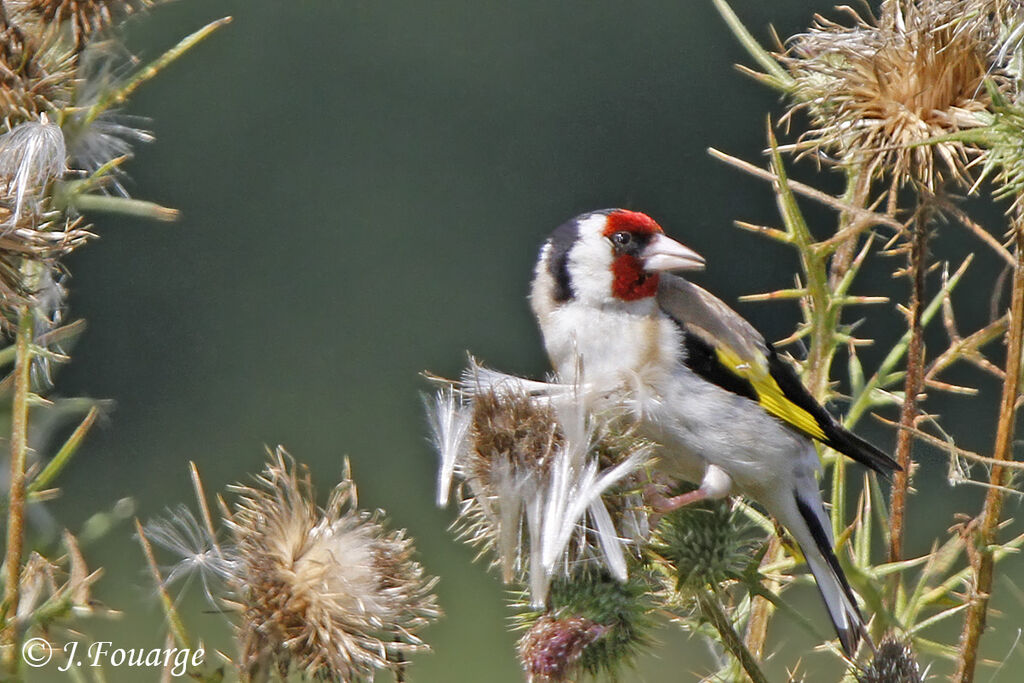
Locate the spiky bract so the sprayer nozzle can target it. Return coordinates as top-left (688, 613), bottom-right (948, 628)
top-left (516, 569), bottom-right (655, 683)
top-left (648, 499), bottom-right (759, 595)
top-left (856, 635), bottom-right (922, 683)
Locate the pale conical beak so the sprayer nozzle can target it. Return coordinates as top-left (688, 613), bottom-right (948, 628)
top-left (642, 234), bottom-right (705, 272)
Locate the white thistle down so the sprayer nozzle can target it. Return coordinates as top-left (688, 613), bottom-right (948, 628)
top-left (0, 115), bottom-right (67, 223)
top-left (427, 359), bottom-right (652, 603)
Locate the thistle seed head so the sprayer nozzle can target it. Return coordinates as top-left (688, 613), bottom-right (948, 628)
top-left (0, 22), bottom-right (76, 122)
top-left (469, 386), bottom-right (563, 486)
top-left (25, 0), bottom-right (157, 49)
top-left (225, 449), bottom-right (440, 683)
top-left (784, 0), bottom-right (1004, 191)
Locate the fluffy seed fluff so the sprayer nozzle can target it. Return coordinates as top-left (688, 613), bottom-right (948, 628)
top-left (147, 450), bottom-right (440, 683)
top-left (0, 115), bottom-right (67, 221)
top-left (224, 451), bottom-right (440, 682)
top-left (783, 0), bottom-right (1004, 191)
top-left (427, 360), bottom-right (652, 603)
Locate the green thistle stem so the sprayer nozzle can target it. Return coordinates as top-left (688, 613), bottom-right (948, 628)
top-left (2, 303), bottom-right (34, 675)
top-left (697, 591), bottom-right (769, 683)
top-left (954, 214), bottom-right (1024, 683)
top-left (80, 17), bottom-right (233, 128)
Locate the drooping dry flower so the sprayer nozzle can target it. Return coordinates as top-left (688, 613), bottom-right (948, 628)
top-left (428, 361), bottom-right (652, 603)
top-left (783, 0), bottom-right (1002, 191)
top-left (224, 450), bottom-right (439, 683)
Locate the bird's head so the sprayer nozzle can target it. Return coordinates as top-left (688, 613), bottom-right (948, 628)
top-left (531, 209), bottom-right (705, 311)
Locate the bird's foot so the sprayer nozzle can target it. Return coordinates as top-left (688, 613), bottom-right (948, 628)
top-left (644, 484), bottom-right (707, 513)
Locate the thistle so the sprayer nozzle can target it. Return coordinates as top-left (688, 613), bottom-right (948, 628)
top-left (25, 0), bottom-right (159, 49)
top-left (648, 498), bottom-right (760, 594)
top-left (856, 635), bottom-right (922, 683)
top-left (146, 450), bottom-right (440, 683)
top-left (783, 0), bottom-right (1001, 191)
top-left (515, 570), bottom-right (655, 683)
top-left (226, 451), bottom-right (440, 682)
top-left (427, 361), bottom-right (652, 603)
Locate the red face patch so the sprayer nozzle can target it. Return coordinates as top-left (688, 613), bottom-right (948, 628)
top-left (611, 254), bottom-right (659, 300)
top-left (604, 210), bottom-right (663, 300)
top-left (602, 210), bottom-right (663, 238)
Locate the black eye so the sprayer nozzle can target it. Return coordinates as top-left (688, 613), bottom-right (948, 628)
top-left (611, 231), bottom-right (633, 247)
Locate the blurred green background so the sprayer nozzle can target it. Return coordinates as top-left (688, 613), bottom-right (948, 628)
top-left (22, 0), bottom-right (1020, 680)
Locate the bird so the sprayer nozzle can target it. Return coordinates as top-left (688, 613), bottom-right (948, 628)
top-left (528, 208), bottom-right (899, 656)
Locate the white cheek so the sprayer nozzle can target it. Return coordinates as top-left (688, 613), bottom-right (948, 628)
top-left (566, 217), bottom-right (616, 304)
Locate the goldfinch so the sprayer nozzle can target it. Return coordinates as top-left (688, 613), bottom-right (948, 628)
top-left (529, 208), bottom-right (899, 656)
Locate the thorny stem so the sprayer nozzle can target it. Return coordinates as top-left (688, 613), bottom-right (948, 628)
top-left (954, 216), bottom-right (1024, 683)
top-left (698, 591), bottom-right (770, 683)
top-left (827, 168), bottom-right (874, 538)
top-left (2, 304), bottom-right (33, 675)
top-left (888, 199), bottom-right (933, 579)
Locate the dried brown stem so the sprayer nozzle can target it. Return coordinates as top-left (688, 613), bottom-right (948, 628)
top-left (743, 536), bottom-right (780, 661)
top-left (707, 147), bottom-right (904, 233)
top-left (2, 304), bottom-right (33, 675)
top-left (888, 199), bottom-right (933, 577)
top-left (954, 218), bottom-right (1024, 683)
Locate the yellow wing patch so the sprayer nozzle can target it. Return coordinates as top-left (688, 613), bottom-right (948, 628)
top-left (714, 346), bottom-right (827, 441)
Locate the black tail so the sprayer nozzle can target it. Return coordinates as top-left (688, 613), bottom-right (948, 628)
top-left (822, 421), bottom-right (900, 476)
top-left (786, 485), bottom-right (868, 657)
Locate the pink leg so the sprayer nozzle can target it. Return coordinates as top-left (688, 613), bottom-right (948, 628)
top-left (645, 485), bottom-right (709, 513)
top-left (645, 465), bottom-right (734, 513)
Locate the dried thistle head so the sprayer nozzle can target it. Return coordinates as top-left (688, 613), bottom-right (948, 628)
top-left (0, 214), bottom-right (87, 327)
top-left (224, 449), bottom-right (439, 683)
top-left (784, 0), bottom-right (1002, 191)
top-left (25, 0), bottom-right (156, 48)
top-left (427, 370), bottom-right (653, 603)
top-left (855, 634), bottom-right (922, 683)
top-left (468, 385), bottom-right (563, 488)
top-left (0, 22), bottom-right (76, 123)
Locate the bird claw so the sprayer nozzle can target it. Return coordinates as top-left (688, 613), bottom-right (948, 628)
top-left (643, 484), bottom-right (707, 513)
